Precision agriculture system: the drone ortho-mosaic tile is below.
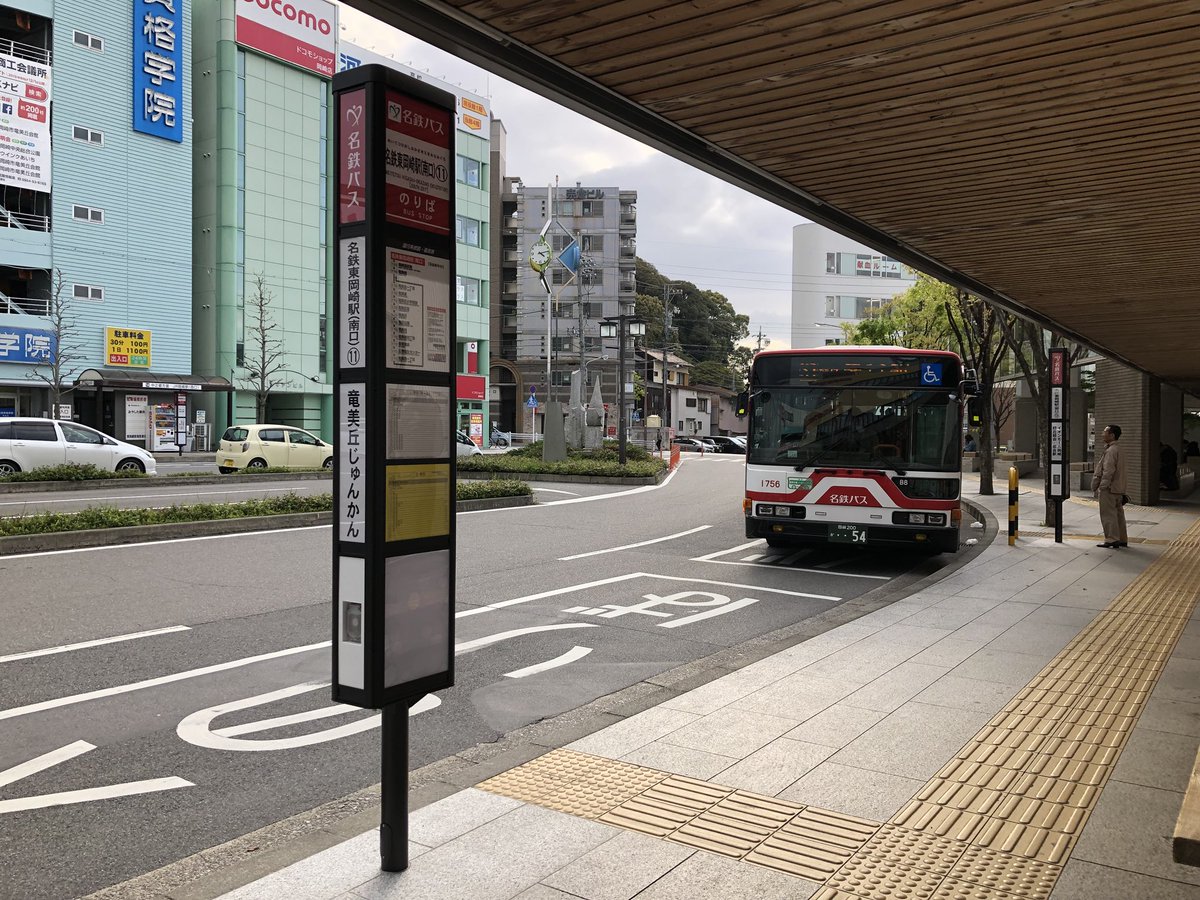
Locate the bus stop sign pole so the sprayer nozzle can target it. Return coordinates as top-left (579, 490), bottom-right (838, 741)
top-left (331, 65), bottom-right (458, 874)
top-left (1047, 347), bottom-right (1071, 543)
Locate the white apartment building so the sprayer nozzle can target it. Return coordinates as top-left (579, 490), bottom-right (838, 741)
top-left (791, 222), bottom-right (918, 350)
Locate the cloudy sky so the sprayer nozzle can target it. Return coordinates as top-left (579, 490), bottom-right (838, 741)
top-left (338, 5), bottom-right (806, 350)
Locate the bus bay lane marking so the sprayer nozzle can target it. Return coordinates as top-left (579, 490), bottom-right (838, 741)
top-left (564, 591), bottom-right (760, 628)
top-left (558, 525), bottom-right (712, 561)
top-left (177, 684), bottom-right (443, 752)
top-left (503, 646), bottom-right (592, 679)
top-left (0, 740), bottom-right (192, 815)
top-left (692, 542), bottom-right (890, 580)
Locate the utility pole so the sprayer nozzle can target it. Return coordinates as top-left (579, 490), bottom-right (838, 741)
top-left (661, 282), bottom-right (678, 439)
top-left (754, 325), bottom-right (770, 352)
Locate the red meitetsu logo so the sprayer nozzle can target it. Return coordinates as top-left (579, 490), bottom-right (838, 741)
top-left (242, 0), bottom-right (332, 36)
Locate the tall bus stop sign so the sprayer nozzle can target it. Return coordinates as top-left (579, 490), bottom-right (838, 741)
top-left (1048, 347), bottom-right (1071, 541)
top-left (332, 64), bottom-right (456, 872)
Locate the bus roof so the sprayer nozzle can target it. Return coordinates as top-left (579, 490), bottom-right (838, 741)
top-left (755, 346), bottom-right (962, 360)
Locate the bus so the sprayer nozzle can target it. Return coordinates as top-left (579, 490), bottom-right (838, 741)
top-left (739, 347), bottom-right (976, 554)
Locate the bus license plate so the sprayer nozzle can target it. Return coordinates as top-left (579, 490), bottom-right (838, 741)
top-left (830, 524), bottom-right (867, 544)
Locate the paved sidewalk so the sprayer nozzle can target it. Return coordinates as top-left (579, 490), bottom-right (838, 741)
top-left (208, 474), bottom-right (1200, 900)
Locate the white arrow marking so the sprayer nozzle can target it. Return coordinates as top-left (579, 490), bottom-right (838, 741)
top-left (503, 646), bottom-right (592, 679)
top-left (177, 684), bottom-right (442, 752)
top-left (455, 623), bottom-right (599, 654)
top-left (0, 741), bottom-right (192, 815)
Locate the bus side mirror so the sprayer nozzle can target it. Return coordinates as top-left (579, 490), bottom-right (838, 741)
top-left (960, 379), bottom-right (979, 397)
top-left (735, 391), bottom-right (749, 418)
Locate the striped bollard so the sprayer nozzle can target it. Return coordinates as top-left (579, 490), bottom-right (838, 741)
top-left (1008, 466), bottom-right (1019, 545)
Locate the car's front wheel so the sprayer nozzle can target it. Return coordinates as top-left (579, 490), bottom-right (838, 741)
top-left (0, 459), bottom-right (20, 477)
top-left (322, 457), bottom-right (333, 469)
top-left (116, 458), bottom-right (146, 473)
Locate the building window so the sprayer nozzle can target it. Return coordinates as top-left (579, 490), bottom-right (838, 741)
top-left (825, 295), bottom-right (888, 319)
top-left (582, 267), bottom-right (603, 286)
top-left (581, 200), bottom-right (603, 217)
top-left (698, 398), bottom-right (708, 413)
top-left (456, 275), bottom-right (481, 306)
top-left (72, 205), bottom-right (103, 224)
top-left (826, 252), bottom-right (837, 274)
top-left (73, 30), bottom-right (104, 52)
top-left (72, 126), bottom-right (103, 145)
top-left (456, 215), bottom-right (481, 247)
top-left (72, 283), bottom-right (103, 302)
top-left (581, 234), bottom-right (604, 253)
top-left (685, 397), bottom-right (697, 408)
top-left (551, 336), bottom-right (574, 352)
top-left (583, 336), bottom-right (603, 353)
top-left (551, 370), bottom-right (572, 386)
top-left (582, 301), bottom-right (604, 318)
top-left (457, 156), bottom-right (480, 188)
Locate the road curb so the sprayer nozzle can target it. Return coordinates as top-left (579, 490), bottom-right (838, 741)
top-left (457, 468), bottom-right (665, 486)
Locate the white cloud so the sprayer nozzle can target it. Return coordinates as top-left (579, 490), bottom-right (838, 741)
top-left (338, 5), bottom-right (801, 348)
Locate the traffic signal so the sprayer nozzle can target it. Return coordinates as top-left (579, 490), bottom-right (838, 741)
top-left (967, 395), bottom-right (984, 428)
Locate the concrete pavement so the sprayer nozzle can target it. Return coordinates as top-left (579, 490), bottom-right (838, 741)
top-left (106, 472), bottom-right (1200, 900)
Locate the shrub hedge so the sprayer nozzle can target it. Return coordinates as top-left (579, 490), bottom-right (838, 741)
top-left (0, 463), bottom-right (147, 483)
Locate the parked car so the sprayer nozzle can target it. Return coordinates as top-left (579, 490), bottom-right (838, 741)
top-left (707, 435), bottom-right (745, 454)
top-left (456, 430), bottom-right (483, 456)
top-left (672, 437), bottom-right (705, 452)
top-left (216, 424), bottom-right (333, 473)
top-left (0, 417), bottom-right (157, 476)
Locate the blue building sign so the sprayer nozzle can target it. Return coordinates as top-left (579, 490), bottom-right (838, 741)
top-left (133, 0), bottom-right (184, 142)
top-left (0, 325), bottom-right (54, 365)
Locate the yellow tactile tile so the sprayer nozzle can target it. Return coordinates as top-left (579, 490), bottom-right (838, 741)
top-left (476, 519), bottom-right (1200, 895)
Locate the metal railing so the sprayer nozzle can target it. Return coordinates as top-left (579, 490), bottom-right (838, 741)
top-left (0, 38), bottom-right (50, 65)
top-left (0, 205), bottom-right (50, 231)
top-left (0, 294), bottom-right (51, 316)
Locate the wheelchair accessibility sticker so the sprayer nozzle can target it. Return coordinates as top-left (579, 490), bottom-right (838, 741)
top-left (921, 363), bottom-right (943, 385)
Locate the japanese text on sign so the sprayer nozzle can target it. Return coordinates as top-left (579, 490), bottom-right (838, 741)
top-left (386, 248), bottom-right (449, 372)
top-left (339, 237), bottom-right (364, 367)
top-left (0, 326), bottom-right (52, 364)
top-left (338, 89), bottom-right (365, 224)
top-left (384, 91), bottom-right (450, 234)
top-left (133, 0), bottom-right (184, 142)
top-left (105, 327), bottom-right (152, 367)
top-left (338, 383), bottom-right (365, 542)
top-left (0, 51), bottom-right (50, 191)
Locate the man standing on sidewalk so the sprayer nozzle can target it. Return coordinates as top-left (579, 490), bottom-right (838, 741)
top-left (1092, 423), bottom-right (1128, 548)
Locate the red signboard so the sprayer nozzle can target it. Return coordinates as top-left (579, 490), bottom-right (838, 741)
top-left (456, 374), bottom-right (486, 401)
top-left (1049, 348), bottom-right (1066, 386)
top-left (338, 89), bottom-right (366, 224)
top-left (384, 91), bottom-right (451, 235)
top-left (817, 485), bottom-right (880, 507)
top-left (235, 0), bottom-right (336, 77)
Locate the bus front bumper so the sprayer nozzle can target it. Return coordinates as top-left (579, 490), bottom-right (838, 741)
top-left (746, 517), bottom-right (959, 553)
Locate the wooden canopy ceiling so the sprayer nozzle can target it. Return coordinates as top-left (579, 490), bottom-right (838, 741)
top-left (349, 0), bottom-right (1200, 392)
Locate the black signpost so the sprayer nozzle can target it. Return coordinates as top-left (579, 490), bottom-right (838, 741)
top-left (331, 65), bottom-right (457, 873)
top-left (1047, 347), bottom-right (1070, 543)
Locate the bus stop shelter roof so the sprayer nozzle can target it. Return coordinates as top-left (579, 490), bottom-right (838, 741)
top-left (74, 369), bottom-right (234, 392)
top-left (355, 0), bottom-right (1200, 392)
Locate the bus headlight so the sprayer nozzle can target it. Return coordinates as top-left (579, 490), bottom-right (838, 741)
top-left (757, 505), bottom-right (774, 516)
top-left (909, 513), bottom-right (926, 524)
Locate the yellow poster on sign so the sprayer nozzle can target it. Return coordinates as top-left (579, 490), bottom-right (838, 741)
top-left (385, 464), bottom-right (450, 541)
top-left (105, 327), bottom-right (152, 367)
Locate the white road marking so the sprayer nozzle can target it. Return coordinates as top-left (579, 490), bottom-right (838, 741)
top-left (531, 488), bottom-right (579, 495)
top-left (658, 597), bottom-right (759, 628)
top-left (459, 463), bottom-right (684, 514)
top-left (0, 641), bottom-right (330, 723)
top-left (455, 623), bottom-right (599, 654)
top-left (0, 741), bottom-right (192, 815)
top-left (178, 683), bottom-right (382, 751)
top-left (559, 525), bottom-right (712, 560)
top-left (503, 645), bottom-right (592, 679)
top-left (693, 541), bottom-right (890, 580)
top-left (634, 573), bottom-right (840, 601)
top-left (741, 554), bottom-right (764, 562)
top-left (0, 526), bottom-right (331, 560)
top-left (0, 486), bottom-right (324, 507)
top-left (0, 626), bottom-right (191, 664)
top-left (0, 739), bottom-right (93, 788)
top-left (456, 572), bottom-right (645, 618)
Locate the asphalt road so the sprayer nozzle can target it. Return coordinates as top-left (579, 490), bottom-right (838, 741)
top-left (0, 454), bottom-right (970, 899)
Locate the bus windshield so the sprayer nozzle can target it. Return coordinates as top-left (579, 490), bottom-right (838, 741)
top-left (748, 386), bottom-right (960, 471)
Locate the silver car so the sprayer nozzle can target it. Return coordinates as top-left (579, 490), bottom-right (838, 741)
top-left (0, 417), bottom-right (157, 476)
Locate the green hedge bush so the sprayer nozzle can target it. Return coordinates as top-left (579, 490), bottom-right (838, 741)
top-left (0, 463), bottom-right (148, 483)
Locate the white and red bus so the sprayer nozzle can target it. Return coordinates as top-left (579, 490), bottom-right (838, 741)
top-left (739, 347), bottom-right (976, 554)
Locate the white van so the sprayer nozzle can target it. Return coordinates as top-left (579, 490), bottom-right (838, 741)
top-left (0, 417), bottom-right (157, 476)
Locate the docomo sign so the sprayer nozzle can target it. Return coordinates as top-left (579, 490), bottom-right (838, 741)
top-left (236, 0), bottom-right (336, 77)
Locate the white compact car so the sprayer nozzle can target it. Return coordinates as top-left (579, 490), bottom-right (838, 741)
top-left (216, 424), bottom-right (333, 472)
top-left (0, 417), bottom-right (157, 476)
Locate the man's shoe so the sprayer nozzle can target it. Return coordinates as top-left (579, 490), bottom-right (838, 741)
top-left (1097, 542), bottom-right (1116, 548)
top-left (1114, 541), bottom-right (1129, 547)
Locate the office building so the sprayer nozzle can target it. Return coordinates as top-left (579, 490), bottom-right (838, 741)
top-left (0, 0), bottom-right (194, 444)
top-left (791, 222), bottom-right (918, 350)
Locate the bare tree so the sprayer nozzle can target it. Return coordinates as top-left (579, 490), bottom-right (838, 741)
top-left (26, 269), bottom-right (87, 418)
top-left (945, 289), bottom-right (1015, 495)
top-left (992, 383), bottom-right (1016, 444)
top-left (240, 273), bottom-right (288, 423)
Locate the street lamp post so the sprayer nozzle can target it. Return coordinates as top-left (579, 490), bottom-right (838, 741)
top-left (600, 314), bottom-right (646, 465)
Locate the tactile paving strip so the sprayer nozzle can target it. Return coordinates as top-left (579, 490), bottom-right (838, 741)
top-left (477, 518), bottom-right (1200, 896)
